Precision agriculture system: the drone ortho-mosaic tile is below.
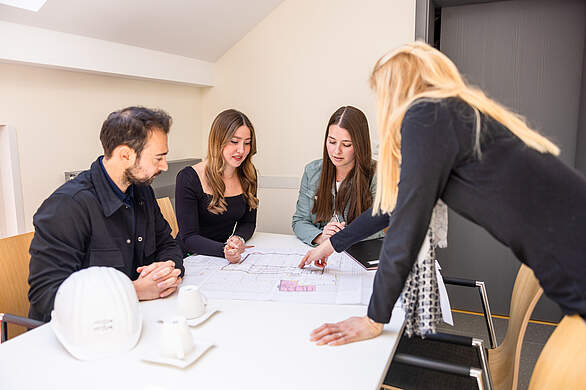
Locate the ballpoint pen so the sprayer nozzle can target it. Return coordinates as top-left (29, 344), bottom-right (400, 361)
top-left (333, 212), bottom-right (341, 223)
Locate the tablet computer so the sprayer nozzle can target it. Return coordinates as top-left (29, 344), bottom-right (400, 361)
top-left (344, 238), bottom-right (383, 270)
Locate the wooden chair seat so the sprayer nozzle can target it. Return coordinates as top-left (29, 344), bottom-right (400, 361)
top-left (0, 232), bottom-right (35, 339)
top-left (529, 314), bottom-right (586, 389)
top-left (156, 197), bottom-right (178, 238)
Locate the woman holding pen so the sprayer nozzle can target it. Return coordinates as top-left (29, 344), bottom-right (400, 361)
top-left (175, 109), bottom-right (258, 263)
top-left (292, 106), bottom-right (384, 247)
top-left (301, 41), bottom-right (586, 346)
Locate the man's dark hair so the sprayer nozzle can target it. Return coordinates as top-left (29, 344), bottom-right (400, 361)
top-left (100, 106), bottom-right (172, 158)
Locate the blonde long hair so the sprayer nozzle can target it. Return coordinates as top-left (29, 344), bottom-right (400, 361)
top-left (370, 41), bottom-right (559, 214)
top-left (205, 109), bottom-right (259, 214)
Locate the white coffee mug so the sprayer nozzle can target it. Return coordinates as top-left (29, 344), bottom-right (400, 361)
top-left (159, 316), bottom-right (194, 360)
top-left (177, 285), bottom-right (207, 319)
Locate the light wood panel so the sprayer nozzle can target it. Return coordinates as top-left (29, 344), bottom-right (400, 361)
top-left (0, 232), bottom-right (34, 339)
top-left (156, 197), bottom-right (178, 238)
top-left (488, 264), bottom-right (543, 390)
top-left (529, 315), bottom-right (586, 389)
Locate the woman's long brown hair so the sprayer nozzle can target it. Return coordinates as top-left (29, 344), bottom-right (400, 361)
top-left (312, 106), bottom-right (375, 224)
top-left (205, 109), bottom-right (259, 214)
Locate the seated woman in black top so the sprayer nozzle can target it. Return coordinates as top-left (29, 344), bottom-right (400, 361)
top-left (302, 42), bottom-right (586, 346)
top-left (176, 109), bottom-right (258, 263)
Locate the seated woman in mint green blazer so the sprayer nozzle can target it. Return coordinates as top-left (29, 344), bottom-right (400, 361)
top-left (292, 106), bottom-right (384, 246)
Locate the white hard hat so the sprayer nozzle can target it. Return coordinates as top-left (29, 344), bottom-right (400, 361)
top-left (51, 266), bottom-right (143, 360)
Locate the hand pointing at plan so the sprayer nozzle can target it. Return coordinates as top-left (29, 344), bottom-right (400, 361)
top-left (298, 238), bottom-right (335, 269)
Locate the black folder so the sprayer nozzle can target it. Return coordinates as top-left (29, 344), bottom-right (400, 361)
top-left (344, 238), bottom-right (384, 270)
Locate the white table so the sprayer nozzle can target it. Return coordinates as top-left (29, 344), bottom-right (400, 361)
top-left (0, 233), bottom-right (405, 390)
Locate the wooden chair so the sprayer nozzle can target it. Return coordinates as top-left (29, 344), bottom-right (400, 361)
top-left (384, 264), bottom-right (543, 390)
top-left (528, 314), bottom-right (586, 389)
top-left (156, 197), bottom-right (178, 238)
top-left (487, 264), bottom-right (543, 390)
top-left (0, 232), bottom-right (42, 340)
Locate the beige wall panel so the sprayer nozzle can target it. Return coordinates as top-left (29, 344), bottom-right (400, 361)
top-left (202, 0), bottom-right (415, 233)
top-left (256, 187), bottom-right (299, 235)
top-left (0, 62), bottom-right (204, 232)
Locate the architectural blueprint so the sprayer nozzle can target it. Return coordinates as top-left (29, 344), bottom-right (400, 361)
top-left (182, 247), bottom-right (376, 305)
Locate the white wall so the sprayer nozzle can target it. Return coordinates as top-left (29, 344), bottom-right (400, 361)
top-left (202, 0), bottom-right (416, 233)
top-left (1, 0), bottom-right (415, 236)
top-left (0, 62), bottom-right (204, 233)
top-left (0, 125), bottom-right (26, 238)
top-left (0, 20), bottom-right (215, 86)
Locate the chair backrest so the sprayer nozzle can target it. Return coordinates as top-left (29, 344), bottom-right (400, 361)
top-left (528, 314), bottom-right (586, 389)
top-left (156, 197), bottom-right (178, 238)
top-left (0, 232), bottom-right (35, 339)
top-left (488, 263), bottom-right (543, 390)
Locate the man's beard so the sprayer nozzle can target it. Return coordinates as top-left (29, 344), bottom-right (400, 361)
top-left (124, 164), bottom-right (160, 186)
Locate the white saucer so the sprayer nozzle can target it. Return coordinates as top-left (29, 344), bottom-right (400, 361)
top-left (141, 338), bottom-right (214, 368)
top-left (186, 307), bottom-right (219, 327)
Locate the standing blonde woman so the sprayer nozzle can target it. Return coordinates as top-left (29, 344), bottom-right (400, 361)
top-left (176, 109), bottom-right (258, 263)
top-left (304, 42), bottom-right (586, 345)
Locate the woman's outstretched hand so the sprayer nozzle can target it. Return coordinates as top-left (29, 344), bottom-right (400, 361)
top-left (298, 238), bottom-right (335, 268)
top-left (309, 316), bottom-right (384, 346)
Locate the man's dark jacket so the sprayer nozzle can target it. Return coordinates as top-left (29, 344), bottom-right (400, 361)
top-left (28, 157), bottom-right (184, 322)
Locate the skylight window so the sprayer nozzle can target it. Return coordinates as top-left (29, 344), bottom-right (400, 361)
top-left (0, 0), bottom-right (47, 12)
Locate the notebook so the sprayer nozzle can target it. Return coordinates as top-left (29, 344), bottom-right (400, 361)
top-left (344, 238), bottom-right (384, 270)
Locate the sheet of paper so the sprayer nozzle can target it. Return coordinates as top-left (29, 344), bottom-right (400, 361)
top-left (435, 260), bottom-right (454, 325)
top-left (182, 247), bottom-right (369, 305)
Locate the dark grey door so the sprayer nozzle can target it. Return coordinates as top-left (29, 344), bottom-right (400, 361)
top-left (435, 0), bottom-right (585, 322)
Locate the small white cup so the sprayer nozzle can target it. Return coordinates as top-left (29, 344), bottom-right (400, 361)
top-left (159, 316), bottom-right (194, 360)
top-left (178, 285), bottom-right (207, 319)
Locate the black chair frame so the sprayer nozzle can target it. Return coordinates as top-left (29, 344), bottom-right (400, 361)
top-left (385, 276), bottom-right (497, 390)
top-left (0, 313), bottom-right (44, 343)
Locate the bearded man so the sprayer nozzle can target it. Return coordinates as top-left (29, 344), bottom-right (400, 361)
top-left (28, 106), bottom-right (184, 322)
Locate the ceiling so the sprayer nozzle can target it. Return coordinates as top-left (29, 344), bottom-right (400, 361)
top-left (0, 0), bottom-right (285, 62)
